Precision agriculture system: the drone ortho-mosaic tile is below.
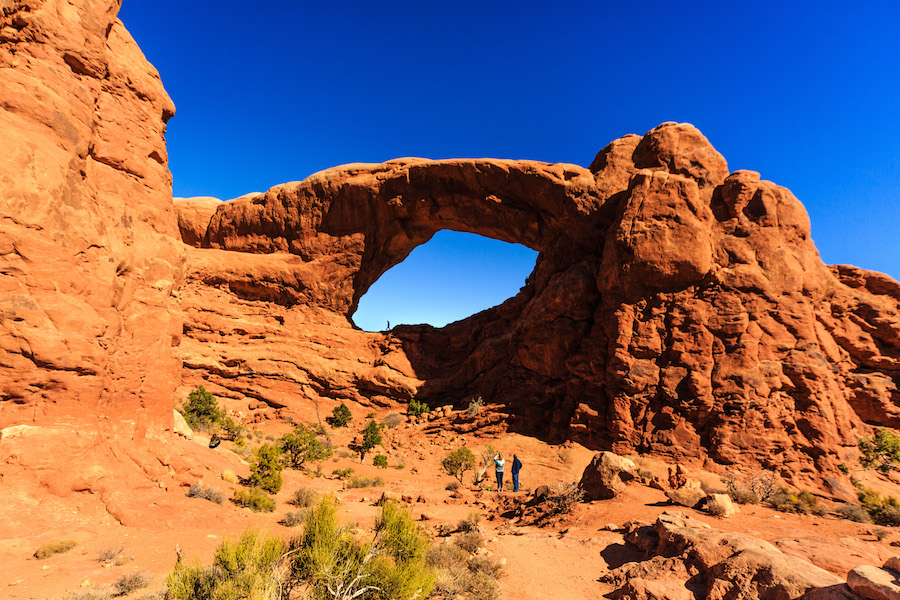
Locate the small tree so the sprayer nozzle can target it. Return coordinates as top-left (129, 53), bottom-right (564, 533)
top-left (351, 420), bottom-right (382, 463)
top-left (442, 447), bottom-right (476, 483)
top-left (327, 403), bottom-right (352, 428)
top-left (407, 399), bottom-right (430, 418)
top-left (249, 443), bottom-right (284, 494)
top-left (182, 385), bottom-right (224, 430)
top-left (859, 429), bottom-right (900, 473)
top-left (279, 423), bottom-right (333, 469)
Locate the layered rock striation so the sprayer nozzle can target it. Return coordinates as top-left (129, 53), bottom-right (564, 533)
top-left (180, 123), bottom-right (900, 487)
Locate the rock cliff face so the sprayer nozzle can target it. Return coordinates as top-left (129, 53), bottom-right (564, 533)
top-left (180, 124), bottom-right (900, 488)
top-left (0, 0), bottom-right (183, 431)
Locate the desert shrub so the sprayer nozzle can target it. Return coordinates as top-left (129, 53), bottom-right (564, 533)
top-left (113, 572), bottom-right (150, 596)
top-left (59, 591), bottom-right (112, 600)
top-left (98, 546), bottom-right (124, 562)
top-left (442, 447), bottom-right (477, 483)
top-left (859, 429), bottom-right (900, 472)
top-left (465, 396), bottom-right (484, 418)
top-left (233, 488), bottom-right (276, 513)
top-left (456, 512), bottom-right (480, 533)
top-left (335, 448), bottom-right (353, 459)
top-left (282, 510), bottom-right (307, 527)
top-left (346, 475), bottom-right (384, 489)
top-left (248, 443), bottom-right (284, 494)
top-left (181, 385), bottom-right (224, 431)
top-left (837, 463), bottom-right (850, 474)
top-left (537, 482), bottom-right (585, 518)
top-left (380, 413), bottom-right (404, 429)
top-left (166, 530), bottom-right (284, 600)
top-left (723, 469), bottom-right (777, 504)
top-left (290, 487), bottom-right (318, 508)
top-left (465, 571), bottom-right (501, 600)
top-left (769, 488), bottom-right (822, 515)
top-left (365, 411), bottom-right (376, 419)
top-left (279, 423), bottom-right (334, 469)
top-left (286, 496), bottom-right (434, 600)
top-left (453, 531), bottom-right (484, 554)
top-left (700, 481), bottom-right (728, 495)
top-left (446, 481), bottom-right (460, 492)
top-left (35, 539), bottom-right (78, 559)
top-left (327, 403), bottom-right (352, 427)
top-left (220, 416), bottom-right (246, 441)
top-left (373, 454), bottom-right (389, 468)
top-left (427, 543), bottom-right (502, 600)
top-left (407, 399), bottom-right (431, 417)
top-left (837, 503), bottom-right (873, 523)
top-left (331, 467), bottom-right (355, 480)
top-left (473, 445), bottom-right (498, 484)
top-left (221, 470), bottom-right (239, 484)
top-left (858, 486), bottom-right (900, 526)
top-left (188, 483), bottom-right (225, 505)
top-left (467, 555), bottom-right (503, 579)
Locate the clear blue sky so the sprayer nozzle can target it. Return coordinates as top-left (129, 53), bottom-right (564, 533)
top-left (119, 1), bottom-right (900, 330)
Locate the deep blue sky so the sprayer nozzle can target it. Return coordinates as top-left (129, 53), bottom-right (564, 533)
top-left (120, 1), bottom-right (900, 330)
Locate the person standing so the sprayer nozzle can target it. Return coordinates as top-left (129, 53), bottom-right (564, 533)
top-left (511, 454), bottom-right (522, 492)
top-left (494, 453), bottom-right (505, 492)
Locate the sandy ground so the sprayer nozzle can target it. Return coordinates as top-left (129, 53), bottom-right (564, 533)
top-left (1, 408), bottom-right (897, 600)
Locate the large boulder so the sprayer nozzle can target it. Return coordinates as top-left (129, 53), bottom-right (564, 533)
top-left (847, 564), bottom-right (900, 600)
top-left (579, 451), bottom-right (637, 500)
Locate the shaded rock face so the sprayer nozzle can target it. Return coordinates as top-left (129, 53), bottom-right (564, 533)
top-left (0, 0), bottom-right (183, 431)
top-left (179, 121), bottom-right (900, 487)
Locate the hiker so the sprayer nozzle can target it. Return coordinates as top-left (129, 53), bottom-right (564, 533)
top-left (494, 453), bottom-right (505, 491)
top-left (511, 454), bottom-right (522, 492)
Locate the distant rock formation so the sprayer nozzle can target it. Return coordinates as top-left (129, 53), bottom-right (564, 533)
top-left (179, 123), bottom-right (900, 489)
top-left (0, 0), bottom-right (183, 432)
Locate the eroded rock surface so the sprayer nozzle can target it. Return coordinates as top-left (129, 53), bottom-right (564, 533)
top-left (178, 122), bottom-right (900, 488)
top-left (0, 0), bottom-right (183, 431)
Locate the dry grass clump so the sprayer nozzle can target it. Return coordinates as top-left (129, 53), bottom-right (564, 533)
top-left (98, 546), bottom-right (124, 563)
top-left (426, 541), bottom-right (502, 600)
top-left (345, 475), bottom-right (384, 488)
top-left (35, 539), bottom-right (78, 559)
top-left (837, 503), bottom-right (872, 523)
top-left (113, 572), bottom-right (150, 596)
top-left (58, 590), bottom-right (112, 600)
top-left (381, 412), bottom-right (404, 429)
top-left (456, 512), bottom-right (481, 533)
top-left (453, 531), bottom-right (484, 554)
top-left (289, 487), bottom-right (317, 508)
top-left (281, 510), bottom-right (307, 527)
top-left (188, 483), bottom-right (225, 504)
top-left (769, 488), bottom-right (828, 516)
top-left (221, 469), bottom-right (239, 484)
top-left (233, 488), bottom-right (276, 513)
top-left (723, 469), bottom-right (777, 505)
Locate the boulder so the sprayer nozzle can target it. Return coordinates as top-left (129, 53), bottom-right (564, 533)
top-left (665, 481), bottom-right (706, 508)
top-left (579, 452), bottom-right (637, 500)
top-left (706, 493), bottom-right (739, 517)
top-left (847, 565), bottom-right (900, 600)
top-left (173, 410), bottom-right (193, 440)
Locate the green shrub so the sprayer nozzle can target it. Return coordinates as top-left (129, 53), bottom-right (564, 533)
top-left (331, 467), bottom-right (354, 480)
top-left (837, 503), bottom-right (872, 523)
top-left (290, 487), bottom-right (318, 508)
top-left (220, 416), bottom-right (246, 442)
top-left (233, 488), bottom-right (276, 513)
top-left (113, 572), bottom-right (150, 596)
top-left (373, 454), bottom-right (388, 468)
top-left (166, 530), bottom-right (284, 600)
top-left (837, 463), bottom-right (850, 474)
top-left (248, 443), bottom-right (284, 494)
top-left (859, 429), bottom-right (900, 472)
top-left (188, 483), bottom-right (225, 504)
top-left (442, 447), bottom-right (476, 483)
top-left (286, 497), bottom-right (435, 600)
top-left (34, 539), bottom-right (77, 559)
top-left (346, 476), bottom-right (384, 489)
top-left (279, 423), bottom-right (334, 469)
top-left (181, 385), bottom-right (224, 431)
top-left (407, 399), bottom-right (431, 417)
top-left (327, 403), bottom-right (352, 428)
top-left (350, 420), bottom-right (383, 462)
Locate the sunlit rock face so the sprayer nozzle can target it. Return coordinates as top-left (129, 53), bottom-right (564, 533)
top-left (180, 122), bottom-right (900, 489)
top-left (0, 0), bottom-right (183, 432)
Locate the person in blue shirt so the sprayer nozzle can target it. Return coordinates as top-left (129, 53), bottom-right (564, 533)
top-left (511, 454), bottom-right (523, 492)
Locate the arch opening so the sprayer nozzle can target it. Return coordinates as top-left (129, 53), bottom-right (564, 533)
top-left (351, 230), bottom-right (538, 332)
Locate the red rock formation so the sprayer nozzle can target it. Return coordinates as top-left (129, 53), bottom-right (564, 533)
top-left (181, 123), bottom-right (900, 489)
top-left (0, 0), bottom-right (183, 431)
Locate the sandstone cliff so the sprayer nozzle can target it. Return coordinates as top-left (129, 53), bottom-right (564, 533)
top-left (0, 0), bottom-right (183, 431)
top-left (178, 124), bottom-right (900, 489)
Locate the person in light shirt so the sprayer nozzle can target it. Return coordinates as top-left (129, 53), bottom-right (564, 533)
top-left (493, 453), bottom-right (505, 491)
